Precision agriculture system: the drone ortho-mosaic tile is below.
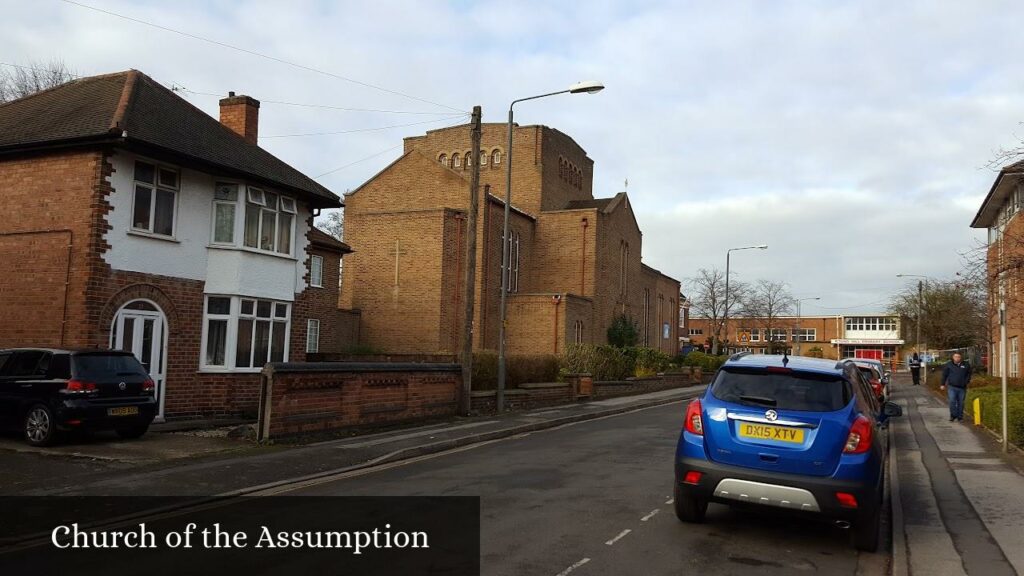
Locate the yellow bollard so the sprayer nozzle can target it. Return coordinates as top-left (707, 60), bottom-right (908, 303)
top-left (974, 397), bottom-right (982, 426)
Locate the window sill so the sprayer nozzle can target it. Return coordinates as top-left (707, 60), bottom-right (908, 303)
top-left (128, 230), bottom-right (180, 243)
top-left (207, 243), bottom-right (298, 261)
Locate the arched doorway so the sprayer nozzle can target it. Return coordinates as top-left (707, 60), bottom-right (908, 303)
top-left (110, 299), bottom-right (168, 420)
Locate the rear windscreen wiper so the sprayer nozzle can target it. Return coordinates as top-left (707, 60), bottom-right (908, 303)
top-left (739, 395), bottom-right (777, 407)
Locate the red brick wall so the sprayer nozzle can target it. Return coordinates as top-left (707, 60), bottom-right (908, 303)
top-left (258, 364), bottom-right (461, 439)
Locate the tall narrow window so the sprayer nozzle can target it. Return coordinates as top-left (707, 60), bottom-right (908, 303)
top-left (439, 154), bottom-right (448, 167)
top-left (491, 149), bottom-right (501, 165)
top-left (307, 319), bottom-right (320, 354)
top-left (574, 320), bottom-right (584, 344)
top-left (204, 296), bottom-right (231, 367)
top-left (1012, 337), bottom-right (1020, 378)
top-left (310, 255), bottom-right (324, 287)
top-left (213, 183), bottom-right (238, 244)
top-left (643, 288), bottom-right (651, 346)
top-left (132, 160), bottom-right (178, 237)
top-left (452, 153), bottom-right (461, 168)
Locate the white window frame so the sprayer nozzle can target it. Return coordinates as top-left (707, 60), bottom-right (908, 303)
top-left (452, 153), bottom-right (461, 168)
top-left (130, 159), bottom-right (179, 238)
top-left (243, 187), bottom-right (296, 256)
top-left (199, 295), bottom-right (292, 372)
top-left (310, 254), bottom-right (324, 288)
top-left (689, 328), bottom-right (703, 336)
top-left (793, 328), bottom-right (816, 342)
top-left (1011, 337), bottom-right (1020, 378)
top-left (307, 319), bottom-right (320, 354)
top-left (212, 182), bottom-right (239, 245)
top-left (768, 328), bottom-right (787, 342)
top-left (491, 150), bottom-right (501, 165)
top-left (749, 329), bottom-right (761, 342)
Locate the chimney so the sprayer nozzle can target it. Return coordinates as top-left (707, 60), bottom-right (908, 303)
top-left (219, 91), bottom-right (260, 145)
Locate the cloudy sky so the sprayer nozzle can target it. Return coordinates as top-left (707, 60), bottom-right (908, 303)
top-left (6, 0), bottom-right (1022, 314)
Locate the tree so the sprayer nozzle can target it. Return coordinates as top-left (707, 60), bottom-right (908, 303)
top-left (607, 314), bottom-right (639, 348)
top-left (742, 280), bottom-right (796, 353)
top-left (319, 208), bottom-right (344, 240)
top-left (889, 279), bottom-right (985, 351)
top-left (0, 60), bottom-right (76, 103)
top-left (688, 268), bottom-right (748, 355)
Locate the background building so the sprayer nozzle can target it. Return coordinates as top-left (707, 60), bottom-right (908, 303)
top-left (341, 123), bottom-right (681, 356)
top-left (687, 314), bottom-right (904, 366)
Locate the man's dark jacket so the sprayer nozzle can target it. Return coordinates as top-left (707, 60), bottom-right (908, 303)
top-left (942, 360), bottom-right (972, 389)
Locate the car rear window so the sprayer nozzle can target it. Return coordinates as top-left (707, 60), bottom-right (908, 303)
top-left (711, 368), bottom-right (852, 412)
top-left (857, 367), bottom-right (878, 380)
top-left (73, 354), bottom-right (148, 380)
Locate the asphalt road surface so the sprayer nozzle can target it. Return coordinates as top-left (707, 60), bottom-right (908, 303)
top-left (287, 401), bottom-right (889, 576)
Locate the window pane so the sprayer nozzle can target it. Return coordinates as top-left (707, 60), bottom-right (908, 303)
top-left (133, 186), bottom-right (152, 230)
top-left (260, 210), bottom-right (276, 251)
top-left (159, 169), bottom-right (178, 188)
top-left (264, 191), bottom-right (279, 211)
top-left (235, 319), bottom-right (254, 368)
top-left (206, 319), bottom-right (227, 366)
top-left (240, 299), bottom-right (255, 315)
top-left (244, 204), bottom-right (260, 248)
top-left (277, 213), bottom-right (293, 254)
top-left (207, 297), bottom-right (231, 315)
top-left (154, 190), bottom-right (175, 236)
top-left (134, 161), bottom-right (155, 184)
top-left (257, 300), bottom-right (272, 318)
top-left (307, 320), bottom-right (319, 353)
top-left (310, 255), bottom-right (323, 287)
top-left (214, 202), bottom-right (235, 243)
top-left (274, 303), bottom-right (288, 318)
top-left (254, 320), bottom-right (271, 366)
top-left (141, 319), bottom-right (154, 372)
top-left (271, 321), bottom-right (287, 362)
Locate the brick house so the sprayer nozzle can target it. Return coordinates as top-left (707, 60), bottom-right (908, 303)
top-left (0, 69), bottom-right (352, 420)
top-left (341, 123), bottom-right (681, 356)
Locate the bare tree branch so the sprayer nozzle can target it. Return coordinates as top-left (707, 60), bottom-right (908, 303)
top-left (688, 268), bottom-right (747, 354)
top-left (0, 59), bottom-right (76, 103)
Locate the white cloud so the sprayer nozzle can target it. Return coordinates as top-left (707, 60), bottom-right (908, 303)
top-left (3, 0), bottom-right (1019, 310)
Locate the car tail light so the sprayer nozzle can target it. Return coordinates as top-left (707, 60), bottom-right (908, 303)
top-left (843, 415), bottom-right (872, 454)
top-left (683, 471), bottom-right (703, 485)
top-left (62, 379), bottom-right (97, 394)
top-left (870, 379), bottom-right (882, 395)
top-left (143, 378), bottom-right (156, 393)
top-left (835, 492), bottom-right (858, 509)
top-left (684, 399), bottom-right (704, 435)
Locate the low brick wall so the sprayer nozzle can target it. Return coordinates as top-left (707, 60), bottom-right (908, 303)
top-left (470, 382), bottom-right (574, 412)
top-left (594, 377), bottom-right (684, 399)
top-left (306, 353), bottom-right (457, 363)
top-left (257, 362), bottom-right (460, 441)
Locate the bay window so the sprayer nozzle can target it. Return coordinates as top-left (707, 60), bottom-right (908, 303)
top-left (200, 295), bottom-right (291, 371)
top-left (243, 186), bottom-right (296, 255)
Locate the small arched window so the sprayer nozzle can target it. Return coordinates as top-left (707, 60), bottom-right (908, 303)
top-left (491, 149), bottom-right (501, 165)
top-left (439, 154), bottom-right (447, 167)
top-left (464, 151), bottom-right (472, 169)
top-left (452, 153), bottom-right (461, 168)
top-left (480, 151), bottom-right (487, 166)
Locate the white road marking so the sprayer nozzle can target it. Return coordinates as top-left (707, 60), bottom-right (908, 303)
top-left (556, 558), bottom-right (591, 576)
top-left (641, 509), bottom-right (660, 521)
top-left (665, 498), bottom-right (674, 505)
top-left (605, 529), bottom-right (631, 546)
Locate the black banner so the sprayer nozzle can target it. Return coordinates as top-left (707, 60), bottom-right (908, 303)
top-left (0, 496), bottom-right (479, 575)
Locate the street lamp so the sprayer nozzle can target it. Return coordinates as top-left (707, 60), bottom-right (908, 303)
top-left (718, 245), bottom-right (768, 356)
top-left (795, 297), bottom-right (821, 356)
top-left (496, 80), bottom-right (605, 413)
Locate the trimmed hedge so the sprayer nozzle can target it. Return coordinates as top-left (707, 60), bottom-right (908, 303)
top-left (966, 387), bottom-right (1024, 446)
top-left (560, 344), bottom-right (675, 381)
top-left (678, 350), bottom-right (728, 372)
top-left (471, 351), bottom-right (561, 390)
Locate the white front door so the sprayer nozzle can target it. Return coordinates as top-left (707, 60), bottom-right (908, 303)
top-left (111, 301), bottom-right (168, 420)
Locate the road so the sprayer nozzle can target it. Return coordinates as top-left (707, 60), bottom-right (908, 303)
top-left (283, 401), bottom-right (889, 576)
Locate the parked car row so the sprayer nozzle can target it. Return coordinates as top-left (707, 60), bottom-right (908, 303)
top-left (0, 348), bottom-right (158, 446)
top-left (674, 352), bottom-right (902, 552)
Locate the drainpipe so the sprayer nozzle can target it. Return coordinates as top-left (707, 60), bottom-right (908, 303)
top-left (453, 212), bottom-right (465, 352)
top-left (553, 294), bottom-right (562, 354)
top-left (580, 217), bottom-right (588, 295)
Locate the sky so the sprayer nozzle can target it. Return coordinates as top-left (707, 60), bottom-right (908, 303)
top-left (4, 0), bottom-right (1023, 314)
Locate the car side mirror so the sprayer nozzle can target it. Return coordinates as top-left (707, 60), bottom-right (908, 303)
top-left (883, 402), bottom-right (903, 417)
top-left (884, 371), bottom-right (892, 379)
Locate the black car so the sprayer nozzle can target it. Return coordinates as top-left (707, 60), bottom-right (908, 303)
top-left (0, 348), bottom-right (158, 446)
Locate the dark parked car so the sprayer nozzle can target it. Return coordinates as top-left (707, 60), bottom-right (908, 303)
top-left (0, 348), bottom-right (158, 446)
top-left (674, 353), bottom-right (902, 551)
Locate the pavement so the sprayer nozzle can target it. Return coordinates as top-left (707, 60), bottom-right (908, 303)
top-left (891, 376), bottom-right (1024, 576)
top-left (1, 385), bottom-right (704, 497)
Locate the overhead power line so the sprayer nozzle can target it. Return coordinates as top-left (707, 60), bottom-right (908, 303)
top-left (59, 0), bottom-right (467, 113)
top-left (263, 114), bottom-right (467, 138)
top-left (176, 87), bottom-right (458, 116)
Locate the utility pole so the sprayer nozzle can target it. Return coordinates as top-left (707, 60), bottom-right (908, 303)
top-left (460, 106), bottom-right (482, 416)
top-left (1000, 278), bottom-right (1008, 453)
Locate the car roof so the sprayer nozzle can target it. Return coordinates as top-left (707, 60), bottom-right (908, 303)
top-left (723, 353), bottom-right (848, 376)
top-left (0, 347), bottom-right (131, 355)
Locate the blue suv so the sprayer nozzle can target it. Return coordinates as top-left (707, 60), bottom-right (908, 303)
top-left (674, 353), bottom-right (902, 551)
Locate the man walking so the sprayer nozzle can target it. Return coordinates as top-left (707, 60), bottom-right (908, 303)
top-left (940, 352), bottom-right (972, 422)
top-left (909, 352), bottom-right (922, 386)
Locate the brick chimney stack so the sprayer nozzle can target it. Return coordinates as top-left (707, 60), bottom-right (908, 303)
top-left (219, 91), bottom-right (260, 145)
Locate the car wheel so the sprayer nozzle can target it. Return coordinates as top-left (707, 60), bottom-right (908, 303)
top-left (115, 423), bottom-right (150, 440)
top-left (673, 484), bottom-right (708, 523)
top-left (24, 404), bottom-right (57, 447)
top-left (853, 501), bottom-right (881, 552)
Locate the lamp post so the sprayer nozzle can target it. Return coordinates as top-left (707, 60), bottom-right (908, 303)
top-left (496, 81), bottom-right (604, 413)
top-left (795, 297), bottom-right (821, 356)
top-left (718, 245), bottom-right (768, 356)
top-left (897, 274), bottom-right (928, 365)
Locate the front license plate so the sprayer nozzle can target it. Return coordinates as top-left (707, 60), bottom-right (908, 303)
top-left (738, 422), bottom-right (804, 443)
top-left (107, 406), bottom-right (139, 417)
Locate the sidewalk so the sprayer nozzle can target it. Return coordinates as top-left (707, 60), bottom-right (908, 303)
top-left (8, 385), bottom-right (703, 497)
top-left (891, 378), bottom-right (1024, 576)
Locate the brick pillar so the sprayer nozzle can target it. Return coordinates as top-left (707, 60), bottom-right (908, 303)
top-left (219, 92), bottom-right (260, 145)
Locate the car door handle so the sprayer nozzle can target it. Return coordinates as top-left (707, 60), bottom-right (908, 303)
top-left (20, 384), bottom-right (32, 388)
